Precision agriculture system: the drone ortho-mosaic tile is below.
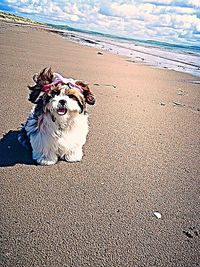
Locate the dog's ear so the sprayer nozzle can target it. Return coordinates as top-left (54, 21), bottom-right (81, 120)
top-left (34, 67), bottom-right (54, 85)
top-left (32, 67), bottom-right (46, 85)
top-left (34, 97), bottom-right (44, 116)
top-left (28, 67), bottom-right (54, 103)
top-left (28, 84), bottom-right (43, 103)
top-left (46, 67), bottom-right (54, 83)
top-left (75, 81), bottom-right (95, 105)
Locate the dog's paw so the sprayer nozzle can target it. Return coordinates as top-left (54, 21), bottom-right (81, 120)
top-left (64, 150), bottom-right (83, 162)
top-left (37, 159), bottom-right (57, 165)
top-left (64, 155), bottom-right (82, 162)
top-left (32, 151), bottom-right (58, 166)
top-left (36, 156), bottom-right (58, 166)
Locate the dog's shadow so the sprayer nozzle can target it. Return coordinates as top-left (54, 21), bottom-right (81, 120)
top-left (0, 130), bottom-right (34, 167)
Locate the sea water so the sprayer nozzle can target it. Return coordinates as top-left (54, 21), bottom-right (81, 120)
top-left (50, 24), bottom-right (200, 79)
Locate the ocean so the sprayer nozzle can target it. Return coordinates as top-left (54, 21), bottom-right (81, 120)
top-left (50, 24), bottom-right (200, 79)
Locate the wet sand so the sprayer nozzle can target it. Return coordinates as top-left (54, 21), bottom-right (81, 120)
top-left (0, 21), bottom-right (200, 267)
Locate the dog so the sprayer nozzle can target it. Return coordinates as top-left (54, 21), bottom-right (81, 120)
top-left (18, 68), bottom-right (95, 165)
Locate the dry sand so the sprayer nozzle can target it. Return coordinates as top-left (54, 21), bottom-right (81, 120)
top-left (0, 21), bottom-right (200, 267)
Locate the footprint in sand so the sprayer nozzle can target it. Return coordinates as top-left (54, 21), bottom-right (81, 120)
top-left (177, 89), bottom-right (188, 96)
top-left (173, 101), bottom-right (185, 107)
top-left (183, 227), bottom-right (199, 239)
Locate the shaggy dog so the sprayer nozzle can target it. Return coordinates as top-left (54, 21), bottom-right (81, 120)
top-left (18, 68), bottom-right (95, 165)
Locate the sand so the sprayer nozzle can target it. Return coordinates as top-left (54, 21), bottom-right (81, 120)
top-left (0, 21), bottom-right (200, 267)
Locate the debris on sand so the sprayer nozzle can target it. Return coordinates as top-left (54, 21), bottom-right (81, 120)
top-left (173, 101), bottom-right (185, 107)
top-left (177, 90), bottom-right (187, 96)
top-left (183, 227), bottom-right (199, 239)
top-left (153, 211), bottom-right (162, 219)
top-left (93, 83), bottom-right (116, 89)
top-left (183, 230), bottom-right (193, 238)
top-left (126, 59), bottom-right (136, 63)
top-left (160, 102), bottom-right (166, 106)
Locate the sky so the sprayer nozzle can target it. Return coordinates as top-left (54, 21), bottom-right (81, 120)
top-left (1, 0), bottom-right (200, 46)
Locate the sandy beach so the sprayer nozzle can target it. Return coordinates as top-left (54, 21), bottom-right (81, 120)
top-left (0, 21), bottom-right (200, 267)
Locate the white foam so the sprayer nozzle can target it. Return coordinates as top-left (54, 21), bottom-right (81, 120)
top-left (61, 30), bottom-right (200, 78)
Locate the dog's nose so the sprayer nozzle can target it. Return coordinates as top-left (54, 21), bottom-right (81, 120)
top-left (59, 99), bottom-right (67, 106)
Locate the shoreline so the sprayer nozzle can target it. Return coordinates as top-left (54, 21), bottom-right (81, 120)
top-left (2, 19), bottom-right (200, 80)
top-left (48, 24), bottom-right (200, 79)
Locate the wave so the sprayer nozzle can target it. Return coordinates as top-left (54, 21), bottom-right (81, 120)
top-left (48, 24), bottom-right (200, 78)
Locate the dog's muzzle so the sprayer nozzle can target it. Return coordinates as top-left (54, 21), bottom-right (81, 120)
top-left (57, 99), bottom-right (68, 115)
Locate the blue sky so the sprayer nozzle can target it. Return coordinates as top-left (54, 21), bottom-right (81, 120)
top-left (1, 0), bottom-right (200, 46)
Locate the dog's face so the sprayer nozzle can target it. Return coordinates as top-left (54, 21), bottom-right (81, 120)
top-left (43, 85), bottom-right (86, 118)
top-left (29, 68), bottom-right (95, 119)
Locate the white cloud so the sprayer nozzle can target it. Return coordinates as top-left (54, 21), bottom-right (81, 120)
top-left (2, 0), bottom-right (200, 45)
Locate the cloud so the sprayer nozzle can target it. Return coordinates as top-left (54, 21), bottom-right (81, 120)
top-left (98, 1), bottom-right (200, 44)
top-left (1, 0), bottom-right (200, 45)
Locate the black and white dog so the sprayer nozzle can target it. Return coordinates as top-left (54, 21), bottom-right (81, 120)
top-left (18, 68), bottom-right (95, 165)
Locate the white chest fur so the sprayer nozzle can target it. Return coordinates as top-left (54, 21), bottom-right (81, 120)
top-left (24, 109), bottom-right (89, 165)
